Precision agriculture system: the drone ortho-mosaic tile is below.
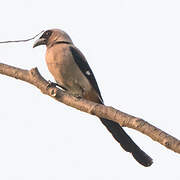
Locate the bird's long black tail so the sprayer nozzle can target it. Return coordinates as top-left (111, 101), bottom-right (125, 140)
top-left (100, 118), bottom-right (153, 167)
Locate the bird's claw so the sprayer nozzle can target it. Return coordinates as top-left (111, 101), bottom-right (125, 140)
top-left (46, 80), bottom-right (67, 91)
top-left (46, 80), bottom-right (57, 89)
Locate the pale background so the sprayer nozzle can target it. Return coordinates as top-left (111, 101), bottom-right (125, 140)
top-left (0, 0), bottom-right (180, 179)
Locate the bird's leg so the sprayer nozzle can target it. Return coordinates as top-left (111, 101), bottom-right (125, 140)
top-left (46, 80), bottom-right (67, 91)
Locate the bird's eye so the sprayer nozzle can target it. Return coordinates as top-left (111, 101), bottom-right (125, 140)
top-left (45, 32), bottom-right (50, 36)
top-left (43, 30), bottom-right (52, 38)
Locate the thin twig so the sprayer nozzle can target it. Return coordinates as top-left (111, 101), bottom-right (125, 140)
top-left (0, 30), bottom-right (44, 44)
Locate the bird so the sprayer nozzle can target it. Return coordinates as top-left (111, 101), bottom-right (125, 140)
top-left (33, 29), bottom-right (153, 167)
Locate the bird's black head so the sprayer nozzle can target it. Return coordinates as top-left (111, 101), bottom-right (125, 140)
top-left (33, 29), bottom-right (73, 48)
top-left (33, 30), bottom-right (52, 48)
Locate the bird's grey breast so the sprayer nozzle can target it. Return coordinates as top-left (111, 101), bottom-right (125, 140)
top-left (45, 45), bottom-right (72, 86)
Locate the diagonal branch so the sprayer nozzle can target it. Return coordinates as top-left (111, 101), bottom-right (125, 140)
top-left (0, 62), bottom-right (180, 154)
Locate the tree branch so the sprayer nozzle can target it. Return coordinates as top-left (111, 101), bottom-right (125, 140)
top-left (0, 62), bottom-right (180, 154)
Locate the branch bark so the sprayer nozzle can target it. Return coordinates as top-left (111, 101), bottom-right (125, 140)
top-left (0, 62), bottom-right (180, 154)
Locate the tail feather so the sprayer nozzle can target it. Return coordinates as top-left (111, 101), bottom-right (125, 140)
top-left (100, 118), bottom-right (153, 167)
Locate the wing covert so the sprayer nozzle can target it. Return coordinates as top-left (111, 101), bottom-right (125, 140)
top-left (69, 46), bottom-right (103, 103)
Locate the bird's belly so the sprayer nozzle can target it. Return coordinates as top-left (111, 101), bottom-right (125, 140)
top-left (46, 61), bottom-right (66, 85)
top-left (46, 58), bottom-right (92, 98)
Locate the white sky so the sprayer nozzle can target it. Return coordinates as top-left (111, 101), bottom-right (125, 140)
top-left (0, 0), bottom-right (180, 179)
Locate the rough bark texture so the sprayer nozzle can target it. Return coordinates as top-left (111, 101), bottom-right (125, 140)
top-left (0, 62), bottom-right (180, 154)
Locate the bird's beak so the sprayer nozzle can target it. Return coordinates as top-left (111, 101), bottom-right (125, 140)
top-left (33, 38), bottom-right (47, 48)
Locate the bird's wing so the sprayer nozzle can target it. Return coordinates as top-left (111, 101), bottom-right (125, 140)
top-left (69, 46), bottom-right (103, 103)
top-left (69, 46), bottom-right (153, 167)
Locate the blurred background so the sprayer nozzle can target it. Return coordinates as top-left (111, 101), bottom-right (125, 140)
top-left (0, 0), bottom-right (180, 179)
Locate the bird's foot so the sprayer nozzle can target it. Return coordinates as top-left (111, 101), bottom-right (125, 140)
top-left (46, 80), bottom-right (67, 91)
